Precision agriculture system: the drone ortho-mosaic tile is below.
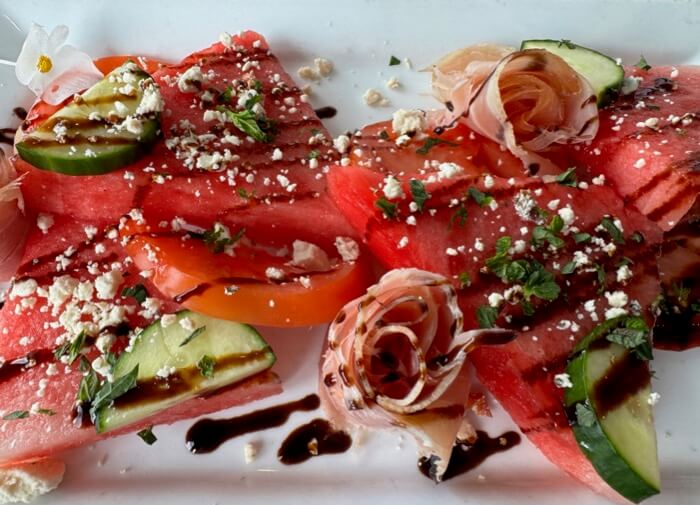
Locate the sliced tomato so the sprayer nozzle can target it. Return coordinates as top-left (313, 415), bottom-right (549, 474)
top-left (93, 55), bottom-right (168, 75)
top-left (123, 231), bottom-right (375, 327)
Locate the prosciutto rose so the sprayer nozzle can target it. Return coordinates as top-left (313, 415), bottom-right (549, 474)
top-left (430, 44), bottom-right (599, 174)
top-left (319, 268), bottom-right (512, 481)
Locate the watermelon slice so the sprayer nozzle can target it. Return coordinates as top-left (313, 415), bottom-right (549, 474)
top-left (327, 154), bottom-right (663, 500)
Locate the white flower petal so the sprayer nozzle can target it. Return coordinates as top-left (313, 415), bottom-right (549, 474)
top-left (41, 45), bottom-right (102, 104)
top-left (48, 25), bottom-right (69, 49)
top-left (15, 23), bottom-right (48, 85)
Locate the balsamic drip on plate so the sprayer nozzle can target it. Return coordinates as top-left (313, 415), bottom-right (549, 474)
top-left (418, 430), bottom-right (521, 481)
top-left (0, 128), bottom-right (15, 146)
top-left (185, 394), bottom-right (320, 454)
top-left (277, 418), bottom-right (352, 465)
top-left (314, 106), bottom-right (337, 119)
top-left (13, 107), bottom-right (28, 121)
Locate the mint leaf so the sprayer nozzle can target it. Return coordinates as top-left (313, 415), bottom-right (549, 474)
top-left (415, 137), bottom-right (456, 155)
top-left (476, 306), bottom-right (498, 329)
top-left (3, 410), bottom-right (29, 420)
top-left (458, 272), bottom-right (471, 289)
top-left (180, 326), bottom-right (207, 347)
top-left (468, 187), bottom-right (493, 207)
top-left (599, 217), bottom-right (625, 244)
top-left (635, 55), bottom-right (652, 71)
top-left (573, 232), bottom-right (591, 244)
top-left (90, 365), bottom-right (139, 421)
top-left (197, 355), bottom-right (216, 378)
top-left (375, 197), bottom-right (398, 219)
top-left (121, 284), bottom-right (148, 304)
top-left (448, 205), bottom-right (468, 229)
top-left (555, 167), bottom-right (578, 187)
top-left (575, 403), bottom-right (596, 428)
top-left (217, 106), bottom-right (276, 143)
top-left (389, 55), bottom-right (401, 66)
top-left (137, 426), bottom-right (157, 445)
top-left (409, 179), bottom-right (430, 212)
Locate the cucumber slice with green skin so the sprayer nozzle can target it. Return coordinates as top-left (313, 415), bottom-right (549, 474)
top-left (95, 311), bottom-right (276, 433)
top-left (16, 61), bottom-right (161, 175)
top-left (565, 319), bottom-right (659, 503)
top-left (520, 39), bottom-right (624, 107)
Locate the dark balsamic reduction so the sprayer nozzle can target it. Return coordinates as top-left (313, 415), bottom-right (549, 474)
top-left (13, 107), bottom-right (28, 120)
top-left (0, 349), bottom-right (55, 384)
top-left (314, 106), bottom-right (337, 119)
top-left (418, 430), bottom-right (521, 482)
top-left (277, 418), bottom-right (352, 465)
top-left (592, 352), bottom-right (650, 416)
top-left (653, 311), bottom-right (700, 351)
top-left (0, 128), bottom-right (15, 146)
top-left (185, 394), bottom-right (320, 454)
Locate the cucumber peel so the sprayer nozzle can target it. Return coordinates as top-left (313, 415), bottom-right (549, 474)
top-left (565, 317), bottom-right (660, 503)
top-left (521, 39), bottom-right (624, 107)
top-left (16, 61), bottom-right (162, 175)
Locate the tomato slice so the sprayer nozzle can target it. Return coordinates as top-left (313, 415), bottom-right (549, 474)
top-left (123, 231), bottom-right (375, 327)
top-left (93, 55), bottom-right (167, 75)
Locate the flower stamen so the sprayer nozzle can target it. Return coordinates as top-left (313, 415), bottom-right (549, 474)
top-left (36, 55), bottom-right (53, 74)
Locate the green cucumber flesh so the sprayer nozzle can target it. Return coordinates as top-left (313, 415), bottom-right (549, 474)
top-left (566, 337), bottom-right (659, 502)
top-left (95, 311), bottom-right (276, 433)
top-left (16, 61), bottom-right (161, 175)
top-left (520, 39), bottom-right (624, 107)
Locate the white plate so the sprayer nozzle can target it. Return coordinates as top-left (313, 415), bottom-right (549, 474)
top-left (1, 1), bottom-right (699, 504)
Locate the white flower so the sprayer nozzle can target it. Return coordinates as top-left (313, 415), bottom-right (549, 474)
top-left (15, 24), bottom-right (102, 105)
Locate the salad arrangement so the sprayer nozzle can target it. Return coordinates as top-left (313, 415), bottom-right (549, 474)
top-left (0, 20), bottom-right (698, 505)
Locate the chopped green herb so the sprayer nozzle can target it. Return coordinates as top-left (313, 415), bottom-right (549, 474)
top-left (555, 167), bottom-right (578, 187)
top-left (121, 284), bottom-right (148, 304)
top-left (90, 365), bottom-right (139, 422)
top-left (457, 272), bottom-right (471, 289)
top-left (630, 231), bottom-right (645, 244)
top-left (409, 179), bottom-right (430, 212)
top-left (495, 236), bottom-right (512, 255)
top-left (606, 327), bottom-right (653, 361)
top-left (54, 331), bottom-right (87, 365)
top-left (180, 326), bottom-right (207, 347)
top-left (561, 261), bottom-right (577, 275)
top-left (645, 103), bottom-right (661, 111)
top-left (197, 355), bottom-right (216, 378)
top-left (532, 216), bottom-right (565, 249)
top-left (599, 216), bottom-right (625, 244)
top-left (415, 137), bottom-right (456, 155)
top-left (379, 130), bottom-right (390, 140)
top-left (389, 55), bottom-right (401, 66)
top-left (476, 305), bottom-right (498, 329)
top-left (523, 268), bottom-right (560, 301)
top-left (557, 39), bottom-right (577, 50)
top-left (468, 187), bottom-right (493, 207)
top-left (691, 302), bottom-right (700, 313)
top-left (78, 364), bottom-right (100, 404)
top-left (375, 197), bottom-right (398, 219)
top-left (251, 80), bottom-right (263, 93)
top-left (3, 410), bottom-right (29, 420)
top-left (573, 232), bottom-right (591, 244)
top-left (594, 263), bottom-right (607, 294)
top-left (575, 402), bottom-right (596, 427)
top-left (217, 106), bottom-right (276, 143)
top-left (203, 224), bottom-right (245, 254)
top-left (236, 188), bottom-right (250, 199)
top-left (308, 149), bottom-right (320, 159)
top-left (137, 426), bottom-right (158, 445)
top-left (221, 86), bottom-right (234, 104)
top-left (310, 128), bottom-right (321, 136)
top-left (37, 408), bottom-right (56, 416)
top-left (634, 55), bottom-right (652, 71)
top-left (448, 205), bottom-right (468, 229)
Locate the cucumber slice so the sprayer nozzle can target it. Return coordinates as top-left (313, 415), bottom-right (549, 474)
top-left (520, 39), bottom-right (624, 107)
top-left (565, 319), bottom-right (660, 503)
top-left (16, 61), bottom-right (161, 175)
top-left (95, 311), bottom-right (276, 433)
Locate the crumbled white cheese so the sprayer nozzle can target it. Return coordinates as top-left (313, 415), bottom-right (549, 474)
top-left (37, 214), bottom-right (54, 234)
top-left (648, 392), bottom-right (661, 406)
top-left (334, 237), bottom-right (360, 262)
top-left (616, 264), bottom-right (633, 283)
top-left (445, 248), bottom-right (458, 256)
top-left (397, 236), bottom-right (409, 249)
top-left (94, 270), bottom-right (123, 300)
top-left (386, 77), bottom-right (400, 89)
top-left (265, 267), bottom-right (285, 281)
top-left (314, 57), bottom-right (333, 77)
top-left (557, 206), bottom-right (575, 226)
top-left (382, 176), bottom-right (404, 199)
top-left (513, 191), bottom-right (536, 221)
top-left (243, 442), bottom-right (258, 464)
top-left (483, 175), bottom-right (495, 189)
top-left (9, 279), bottom-right (38, 300)
top-left (333, 135), bottom-right (351, 154)
top-left (391, 109), bottom-right (425, 135)
top-left (291, 240), bottom-right (331, 271)
top-left (177, 65), bottom-right (204, 93)
top-left (0, 459), bottom-right (65, 504)
top-left (363, 88), bottom-right (388, 107)
top-left (487, 293), bottom-right (504, 308)
top-left (633, 158), bottom-right (647, 169)
top-left (554, 373), bottom-right (573, 389)
top-left (437, 162), bottom-right (463, 180)
top-left (605, 290), bottom-right (629, 308)
top-left (297, 66), bottom-right (320, 81)
top-left (620, 76), bottom-right (642, 95)
top-left (271, 148), bottom-right (283, 161)
top-left (160, 314), bottom-right (177, 328)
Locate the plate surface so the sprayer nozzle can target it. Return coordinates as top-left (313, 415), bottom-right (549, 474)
top-left (0, 1), bottom-right (699, 504)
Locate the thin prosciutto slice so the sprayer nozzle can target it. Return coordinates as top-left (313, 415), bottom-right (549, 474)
top-left (431, 45), bottom-right (599, 174)
top-left (0, 151), bottom-right (28, 282)
top-left (319, 268), bottom-right (510, 481)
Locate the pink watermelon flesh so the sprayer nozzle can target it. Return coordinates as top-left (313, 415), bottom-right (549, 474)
top-left (327, 162), bottom-right (662, 501)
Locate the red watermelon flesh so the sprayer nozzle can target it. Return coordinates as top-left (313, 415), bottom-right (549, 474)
top-left (327, 164), bottom-right (662, 501)
top-left (0, 218), bottom-right (280, 464)
top-left (553, 65), bottom-right (700, 232)
top-left (16, 30), bottom-right (348, 245)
